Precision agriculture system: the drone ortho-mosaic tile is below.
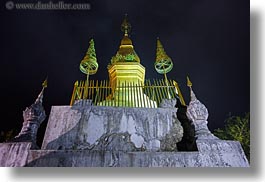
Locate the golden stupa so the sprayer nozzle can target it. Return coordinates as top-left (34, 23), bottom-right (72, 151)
top-left (70, 15), bottom-right (185, 108)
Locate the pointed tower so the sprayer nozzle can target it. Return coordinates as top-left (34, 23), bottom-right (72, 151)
top-left (155, 38), bottom-right (174, 98)
top-left (110, 14), bottom-right (141, 64)
top-left (108, 15), bottom-right (144, 86)
top-left (107, 15), bottom-right (156, 107)
top-left (80, 39), bottom-right (98, 99)
top-left (11, 79), bottom-right (47, 149)
top-left (186, 77), bottom-right (218, 139)
top-left (80, 39), bottom-right (98, 76)
top-left (155, 38), bottom-right (173, 75)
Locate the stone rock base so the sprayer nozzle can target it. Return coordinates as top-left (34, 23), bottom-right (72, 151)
top-left (0, 142), bottom-right (31, 167)
top-left (0, 139), bottom-right (249, 167)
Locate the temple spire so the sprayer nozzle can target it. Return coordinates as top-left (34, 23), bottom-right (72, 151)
top-left (186, 77), bottom-right (219, 140)
top-left (11, 78), bottom-right (47, 148)
top-left (80, 39), bottom-right (99, 99)
top-left (187, 76), bottom-right (192, 87)
top-left (110, 15), bottom-right (140, 64)
top-left (80, 39), bottom-right (98, 76)
top-left (186, 76), bottom-right (197, 101)
top-left (35, 78), bottom-right (48, 104)
top-left (121, 14), bottom-right (131, 36)
top-left (155, 38), bottom-right (173, 74)
top-left (155, 38), bottom-right (173, 98)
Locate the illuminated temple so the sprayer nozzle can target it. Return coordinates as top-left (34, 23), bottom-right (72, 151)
top-left (0, 16), bottom-right (249, 167)
top-left (71, 16), bottom-right (185, 108)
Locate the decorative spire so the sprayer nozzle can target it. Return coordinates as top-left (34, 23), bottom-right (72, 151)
top-left (186, 78), bottom-right (219, 140)
top-left (110, 15), bottom-right (140, 64)
top-left (10, 79), bottom-right (47, 148)
top-left (80, 39), bottom-right (98, 100)
top-left (35, 78), bottom-right (48, 104)
top-left (80, 39), bottom-right (99, 76)
top-left (154, 38), bottom-right (173, 98)
top-left (187, 76), bottom-right (192, 87)
top-left (186, 76), bottom-right (197, 101)
top-left (154, 38), bottom-right (173, 74)
top-left (121, 14), bottom-right (131, 36)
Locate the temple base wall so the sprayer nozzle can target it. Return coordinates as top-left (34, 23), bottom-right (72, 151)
top-left (0, 139), bottom-right (249, 167)
top-left (0, 105), bottom-right (249, 167)
top-left (42, 105), bottom-right (183, 152)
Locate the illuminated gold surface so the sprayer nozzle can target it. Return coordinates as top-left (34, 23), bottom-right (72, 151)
top-left (106, 16), bottom-right (148, 107)
top-left (42, 78), bottom-right (48, 88)
top-left (70, 79), bottom-right (184, 108)
top-left (173, 81), bottom-right (186, 106)
top-left (187, 76), bottom-right (192, 87)
top-left (70, 15), bottom-right (186, 108)
top-left (110, 16), bottom-right (140, 64)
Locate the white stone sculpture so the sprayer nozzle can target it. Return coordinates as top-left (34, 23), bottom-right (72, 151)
top-left (186, 86), bottom-right (218, 140)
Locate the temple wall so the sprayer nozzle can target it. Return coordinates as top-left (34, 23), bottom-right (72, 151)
top-left (26, 140), bottom-right (249, 167)
top-left (42, 104), bottom-right (183, 151)
top-left (0, 105), bottom-right (249, 167)
top-left (0, 142), bottom-right (31, 167)
top-left (0, 140), bottom-right (249, 167)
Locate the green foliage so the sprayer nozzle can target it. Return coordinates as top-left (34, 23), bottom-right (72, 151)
top-left (111, 53), bottom-right (137, 63)
top-left (214, 112), bottom-right (250, 162)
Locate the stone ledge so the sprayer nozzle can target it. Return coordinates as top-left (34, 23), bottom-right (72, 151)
top-left (25, 138), bottom-right (249, 167)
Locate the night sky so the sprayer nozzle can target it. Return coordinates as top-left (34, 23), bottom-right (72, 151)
top-left (0, 0), bottom-right (249, 141)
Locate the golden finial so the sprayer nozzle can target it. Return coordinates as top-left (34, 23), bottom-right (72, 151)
top-left (187, 76), bottom-right (192, 87)
top-left (121, 14), bottom-right (131, 36)
top-left (187, 76), bottom-right (197, 101)
top-left (35, 78), bottom-right (47, 104)
top-left (42, 77), bottom-right (48, 88)
top-left (74, 80), bottom-right (79, 86)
